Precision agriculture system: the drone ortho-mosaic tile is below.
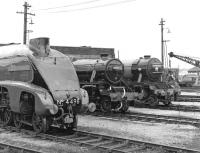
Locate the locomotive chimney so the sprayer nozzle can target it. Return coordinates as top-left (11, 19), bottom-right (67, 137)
top-left (29, 37), bottom-right (50, 57)
top-left (144, 55), bottom-right (151, 59)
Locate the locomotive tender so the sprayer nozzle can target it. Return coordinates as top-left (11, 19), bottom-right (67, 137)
top-left (73, 56), bottom-right (129, 112)
top-left (122, 55), bottom-right (174, 106)
top-left (0, 37), bottom-right (82, 133)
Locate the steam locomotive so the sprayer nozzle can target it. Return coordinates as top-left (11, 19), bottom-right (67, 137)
top-left (122, 55), bottom-right (174, 106)
top-left (0, 37), bottom-right (82, 133)
top-left (73, 56), bottom-right (129, 113)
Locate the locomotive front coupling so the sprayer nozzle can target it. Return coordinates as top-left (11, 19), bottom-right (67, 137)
top-left (55, 96), bottom-right (80, 124)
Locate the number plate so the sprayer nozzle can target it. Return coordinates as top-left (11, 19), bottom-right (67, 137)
top-left (57, 97), bottom-right (79, 106)
top-left (70, 97), bottom-right (78, 104)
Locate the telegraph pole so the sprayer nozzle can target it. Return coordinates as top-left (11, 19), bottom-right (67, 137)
top-left (17, 2), bottom-right (35, 44)
top-left (159, 18), bottom-right (165, 67)
top-left (118, 50), bottom-right (120, 59)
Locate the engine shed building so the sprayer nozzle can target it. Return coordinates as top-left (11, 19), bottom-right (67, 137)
top-left (0, 43), bottom-right (20, 47)
top-left (50, 46), bottom-right (115, 60)
top-left (188, 67), bottom-right (200, 75)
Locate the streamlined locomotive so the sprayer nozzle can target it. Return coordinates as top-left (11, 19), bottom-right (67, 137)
top-left (122, 56), bottom-right (174, 106)
top-left (0, 37), bottom-right (82, 133)
top-left (73, 57), bottom-right (129, 112)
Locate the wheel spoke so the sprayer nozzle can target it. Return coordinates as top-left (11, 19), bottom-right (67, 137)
top-left (1, 108), bottom-right (12, 126)
top-left (13, 113), bottom-right (22, 129)
top-left (5, 112), bottom-right (9, 120)
top-left (101, 97), bottom-right (111, 112)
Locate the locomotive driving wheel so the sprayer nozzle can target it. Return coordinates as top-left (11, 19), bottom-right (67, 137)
top-left (32, 113), bottom-right (48, 133)
top-left (100, 96), bottom-right (111, 112)
top-left (148, 95), bottom-right (159, 107)
top-left (13, 113), bottom-right (23, 129)
top-left (0, 107), bottom-right (12, 126)
top-left (120, 100), bottom-right (129, 113)
top-left (164, 97), bottom-right (172, 106)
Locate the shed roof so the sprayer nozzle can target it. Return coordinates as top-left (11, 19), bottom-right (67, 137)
top-left (50, 46), bottom-right (115, 57)
top-left (0, 43), bottom-right (20, 47)
top-left (188, 66), bottom-right (200, 73)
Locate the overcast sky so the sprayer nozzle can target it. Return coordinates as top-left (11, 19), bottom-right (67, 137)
top-left (0, 0), bottom-right (200, 69)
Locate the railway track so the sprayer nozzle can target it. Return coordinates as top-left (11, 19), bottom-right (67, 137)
top-left (177, 95), bottom-right (200, 102)
top-left (0, 141), bottom-right (43, 153)
top-left (133, 103), bottom-right (200, 112)
top-left (88, 111), bottom-right (200, 127)
top-left (2, 126), bottom-right (200, 153)
top-left (181, 87), bottom-right (200, 92)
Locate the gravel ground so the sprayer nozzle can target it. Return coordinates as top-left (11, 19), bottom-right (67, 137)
top-left (172, 101), bottom-right (200, 106)
top-left (78, 115), bottom-right (200, 151)
top-left (181, 91), bottom-right (200, 96)
top-left (77, 91), bottom-right (200, 151)
top-left (129, 107), bottom-right (200, 119)
top-left (0, 128), bottom-right (101, 153)
top-left (1, 111), bottom-right (200, 152)
top-left (2, 90), bottom-right (200, 153)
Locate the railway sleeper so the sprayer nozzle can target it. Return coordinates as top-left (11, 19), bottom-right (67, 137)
top-left (121, 145), bottom-right (148, 153)
top-left (106, 141), bottom-right (130, 150)
top-left (90, 139), bottom-right (114, 147)
top-left (83, 136), bottom-right (103, 143)
top-left (71, 135), bottom-right (91, 141)
top-left (62, 133), bottom-right (79, 139)
top-left (0, 142), bottom-right (43, 153)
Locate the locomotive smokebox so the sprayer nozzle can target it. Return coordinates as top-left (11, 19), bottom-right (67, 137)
top-left (73, 58), bottom-right (124, 84)
top-left (123, 57), bottom-right (163, 82)
top-left (29, 37), bottom-right (50, 57)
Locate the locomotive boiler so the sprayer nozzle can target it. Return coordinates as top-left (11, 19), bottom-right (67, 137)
top-left (73, 57), bottom-right (129, 112)
top-left (0, 37), bottom-right (82, 133)
top-left (122, 55), bottom-right (174, 106)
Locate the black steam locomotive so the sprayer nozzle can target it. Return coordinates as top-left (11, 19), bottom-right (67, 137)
top-left (0, 38), bottom-right (82, 133)
top-left (73, 56), bottom-right (129, 113)
top-left (122, 55), bottom-right (174, 106)
top-left (48, 45), bottom-right (177, 107)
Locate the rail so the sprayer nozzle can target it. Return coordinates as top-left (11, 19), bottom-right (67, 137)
top-left (133, 103), bottom-right (200, 112)
top-left (0, 141), bottom-right (43, 153)
top-left (89, 111), bottom-right (200, 127)
top-left (2, 126), bottom-right (200, 153)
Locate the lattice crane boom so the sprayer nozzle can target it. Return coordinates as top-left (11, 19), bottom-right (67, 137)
top-left (168, 52), bottom-right (200, 68)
